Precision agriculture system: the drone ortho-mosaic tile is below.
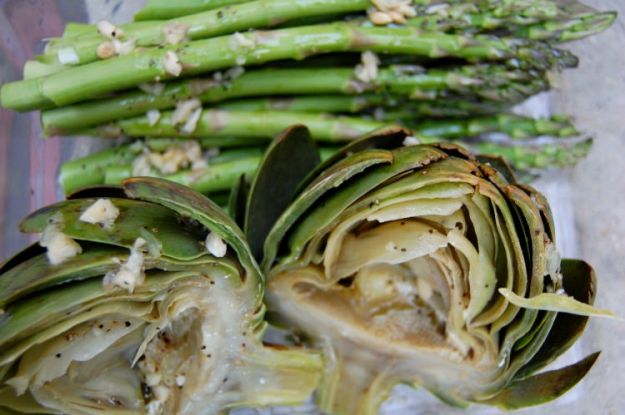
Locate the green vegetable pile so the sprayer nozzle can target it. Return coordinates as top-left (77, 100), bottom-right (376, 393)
top-left (0, 0), bottom-right (616, 198)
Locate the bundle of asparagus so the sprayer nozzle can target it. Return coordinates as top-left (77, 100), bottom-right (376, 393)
top-left (0, 0), bottom-right (616, 199)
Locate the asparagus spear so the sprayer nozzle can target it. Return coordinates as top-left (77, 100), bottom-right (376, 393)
top-left (465, 137), bottom-right (594, 171)
top-left (40, 64), bottom-right (547, 133)
top-left (87, 109), bottom-right (577, 144)
top-left (134, 0), bottom-right (250, 21)
top-left (60, 128), bottom-right (588, 195)
top-left (0, 23), bottom-right (576, 111)
top-left (409, 113), bottom-right (578, 140)
top-left (512, 11), bottom-right (617, 42)
top-left (94, 109), bottom-right (388, 142)
top-left (216, 95), bottom-right (506, 117)
top-left (42, 0), bottom-right (371, 68)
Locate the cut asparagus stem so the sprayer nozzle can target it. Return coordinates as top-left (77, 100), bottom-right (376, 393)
top-left (0, 23), bottom-right (576, 111)
top-left (42, 0), bottom-right (371, 68)
top-left (134, 0), bottom-right (250, 21)
top-left (40, 64), bottom-right (546, 133)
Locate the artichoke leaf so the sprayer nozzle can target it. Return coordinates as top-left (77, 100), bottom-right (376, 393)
top-left (498, 288), bottom-right (618, 319)
top-left (20, 198), bottom-right (206, 261)
top-left (245, 125), bottom-right (320, 261)
top-left (482, 352), bottom-right (600, 410)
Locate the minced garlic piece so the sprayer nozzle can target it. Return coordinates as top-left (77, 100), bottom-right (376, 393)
top-left (181, 107), bottom-right (202, 134)
top-left (97, 20), bottom-right (123, 39)
top-left (137, 140), bottom-right (208, 175)
top-left (132, 153), bottom-right (152, 176)
top-left (175, 374), bottom-right (186, 387)
top-left (354, 51), bottom-right (380, 83)
top-left (39, 216), bottom-right (82, 265)
top-left (79, 198), bottom-right (120, 229)
top-left (57, 47), bottom-right (79, 64)
top-left (112, 38), bottom-right (136, 55)
top-left (369, 0), bottom-right (416, 25)
top-left (205, 232), bottom-right (227, 257)
top-left (162, 51), bottom-right (182, 77)
top-left (403, 136), bottom-right (419, 146)
top-left (162, 22), bottom-right (190, 45)
top-left (172, 99), bottom-right (202, 125)
top-left (103, 237), bottom-right (146, 293)
top-left (147, 109), bottom-right (161, 126)
top-left (96, 41), bottom-right (115, 59)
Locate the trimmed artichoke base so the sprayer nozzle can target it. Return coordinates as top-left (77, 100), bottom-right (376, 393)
top-left (0, 276), bottom-right (260, 415)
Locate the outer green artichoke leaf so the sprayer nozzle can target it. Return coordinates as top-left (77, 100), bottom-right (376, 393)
top-left (0, 178), bottom-right (322, 415)
top-left (262, 147), bottom-right (395, 271)
top-left (263, 131), bottom-right (601, 414)
top-left (303, 125), bottom-right (411, 189)
top-left (476, 154), bottom-right (517, 184)
top-left (516, 259), bottom-right (596, 378)
top-left (482, 351), bottom-right (600, 410)
top-left (0, 246), bottom-right (127, 309)
top-left (20, 198), bottom-right (206, 260)
top-left (245, 125), bottom-right (320, 262)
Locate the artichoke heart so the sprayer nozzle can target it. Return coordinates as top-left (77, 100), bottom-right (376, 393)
top-left (0, 178), bottom-right (321, 415)
top-left (261, 126), bottom-right (600, 414)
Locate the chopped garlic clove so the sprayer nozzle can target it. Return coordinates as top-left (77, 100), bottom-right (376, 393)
top-left (57, 47), bottom-right (79, 64)
top-left (147, 109), bottom-right (161, 126)
top-left (205, 232), bottom-right (227, 258)
top-left (39, 215), bottom-right (82, 265)
top-left (132, 153), bottom-right (153, 176)
top-left (162, 51), bottom-right (182, 77)
top-left (79, 198), bottom-right (120, 229)
top-left (403, 136), bottom-right (420, 146)
top-left (43, 233), bottom-right (82, 265)
top-left (368, 10), bottom-right (393, 25)
top-left (103, 237), bottom-right (146, 293)
top-left (172, 99), bottom-right (202, 125)
top-left (181, 107), bottom-right (202, 134)
top-left (97, 20), bottom-right (123, 39)
top-left (112, 38), bottom-right (136, 56)
top-left (371, 0), bottom-right (416, 24)
top-left (96, 41), bottom-right (115, 59)
top-left (162, 22), bottom-right (190, 45)
top-left (354, 51), bottom-right (380, 83)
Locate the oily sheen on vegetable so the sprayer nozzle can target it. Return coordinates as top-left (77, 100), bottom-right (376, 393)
top-left (0, 178), bottom-right (321, 415)
top-left (255, 125), bottom-right (602, 414)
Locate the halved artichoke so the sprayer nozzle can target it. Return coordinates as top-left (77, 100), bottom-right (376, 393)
top-left (258, 126), bottom-right (603, 414)
top-left (0, 178), bottom-right (321, 414)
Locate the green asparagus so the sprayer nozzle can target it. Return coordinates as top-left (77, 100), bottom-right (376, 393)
top-left (40, 64), bottom-right (548, 133)
top-left (1, 23), bottom-right (577, 111)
